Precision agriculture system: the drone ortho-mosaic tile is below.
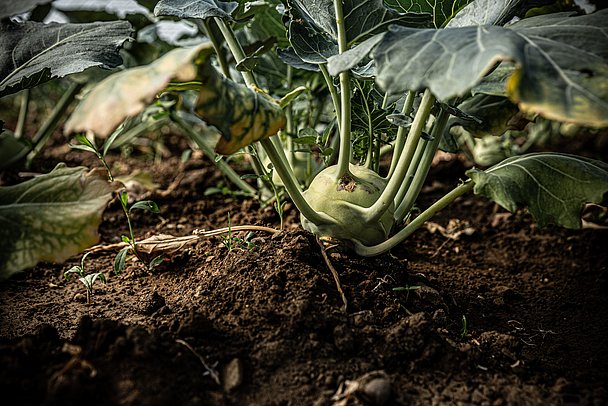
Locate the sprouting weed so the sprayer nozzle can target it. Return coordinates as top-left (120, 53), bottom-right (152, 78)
top-left (220, 212), bottom-right (257, 252)
top-left (114, 191), bottom-right (163, 274)
top-left (64, 252), bottom-right (106, 305)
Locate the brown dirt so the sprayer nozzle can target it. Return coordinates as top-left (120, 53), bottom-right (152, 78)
top-left (1, 132), bottom-right (607, 405)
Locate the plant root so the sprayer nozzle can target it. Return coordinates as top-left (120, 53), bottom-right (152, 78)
top-left (85, 225), bottom-right (280, 255)
top-left (175, 339), bottom-right (221, 385)
top-left (316, 237), bottom-right (348, 313)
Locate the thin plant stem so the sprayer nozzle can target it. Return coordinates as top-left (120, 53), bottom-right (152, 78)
top-left (394, 107), bottom-right (450, 222)
top-left (353, 180), bottom-right (474, 256)
top-left (260, 138), bottom-right (332, 226)
top-left (15, 88), bottom-right (30, 138)
top-left (172, 114), bottom-right (256, 196)
top-left (214, 18), bottom-right (257, 87)
top-left (364, 89), bottom-right (435, 222)
top-left (387, 90), bottom-right (416, 178)
top-left (319, 64), bottom-right (341, 129)
top-left (26, 82), bottom-right (83, 166)
top-left (199, 19), bottom-right (232, 79)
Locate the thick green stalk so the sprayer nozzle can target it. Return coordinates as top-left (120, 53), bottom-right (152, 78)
top-left (26, 82), bottom-right (83, 166)
top-left (285, 65), bottom-right (296, 166)
top-left (333, 0), bottom-right (352, 179)
top-left (260, 138), bottom-right (332, 226)
top-left (364, 89), bottom-right (435, 222)
top-left (15, 89), bottom-right (30, 138)
top-left (394, 108), bottom-right (450, 222)
top-left (172, 114), bottom-right (256, 196)
top-left (354, 181), bottom-right (474, 256)
top-left (392, 136), bottom-right (428, 207)
top-left (214, 18), bottom-right (256, 87)
top-left (387, 90), bottom-right (416, 178)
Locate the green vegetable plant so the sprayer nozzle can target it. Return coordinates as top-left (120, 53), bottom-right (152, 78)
top-left (64, 252), bottom-right (106, 305)
top-left (62, 0), bottom-right (608, 257)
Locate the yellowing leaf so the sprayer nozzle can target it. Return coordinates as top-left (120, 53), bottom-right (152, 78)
top-left (195, 63), bottom-right (286, 155)
top-left (0, 164), bottom-right (120, 279)
top-left (65, 44), bottom-right (214, 137)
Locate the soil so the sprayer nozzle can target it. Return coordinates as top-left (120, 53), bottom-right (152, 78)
top-left (1, 131), bottom-right (607, 406)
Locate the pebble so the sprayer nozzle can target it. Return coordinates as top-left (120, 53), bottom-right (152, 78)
top-left (141, 291), bottom-right (165, 315)
top-left (361, 373), bottom-right (391, 405)
top-left (223, 358), bottom-right (244, 392)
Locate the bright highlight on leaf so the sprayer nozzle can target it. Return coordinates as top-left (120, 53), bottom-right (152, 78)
top-left (154, 0), bottom-right (238, 20)
top-left (64, 44), bottom-right (214, 138)
top-left (0, 165), bottom-right (120, 279)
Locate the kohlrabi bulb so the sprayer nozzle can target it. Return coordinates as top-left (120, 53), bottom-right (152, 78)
top-left (301, 164), bottom-right (395, 246)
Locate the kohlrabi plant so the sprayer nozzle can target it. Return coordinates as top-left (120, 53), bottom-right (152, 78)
top-left (61, 0), bottom-right (607, 257)
top-left (64, 252), bottom-right (106, 305)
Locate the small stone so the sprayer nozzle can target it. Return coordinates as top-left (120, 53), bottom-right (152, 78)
top-left (73, 293), bottom-right (87, 303)
top-left (139, 291), bottom-right (165, 315)
top-left (352, 310), bottom-right (373, 327)
top-left (223, 358), bottom-right (244, 392)
top-left (362, 374), bottom-right (391, 405)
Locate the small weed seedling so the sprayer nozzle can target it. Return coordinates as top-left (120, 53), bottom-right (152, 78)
top-left (220, 212), bottom-right (257, 252)
top-left (114, 191), bottom-right (163, 273)
top-left (461, 315), bottom-right (468, 339)
top-left (64, 252), bottom-right (106, 305)
top-left (70, 136), bottom-right (163, 273)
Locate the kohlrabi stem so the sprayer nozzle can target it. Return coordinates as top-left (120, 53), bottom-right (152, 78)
top-left (26, 82), bottom-right (83, 166)
top-left (365, 89), bottom-right (435, 222)
top-left (334, 0), bottom-right (352, 179)
top-left (285, 65), bottom-right (296, 165)
top-left (172, 114), bottom-right (256, 196)
top-left (260, 138), bottom-right (332, 225)
top-left (387, 90), bottom-right (416, 178)
top-left (15, 88), bottom-right (30, 138)
top-left (394, 108), bottom-right (450, 222)
top-left (200, 19), bottom-right (232, 79)
top-left (214, 17), bottom-right (257, 87)
top-left (392, 136), bottom-right (427, 208)
top-left (353, 180), bottom-right (474, 256)
top-left (319, 64), bottom-right (341, 132)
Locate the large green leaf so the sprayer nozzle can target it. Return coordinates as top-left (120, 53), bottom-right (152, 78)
top-left (385, 0), bottom-right (471, 28)
top-left (0, 0), bottom-right (52, 19)
top-left (65, 44), bottom-right (214, 137)
top-left (286, 0), bottom-right (429, 64)
top-left (326, 0), bottom-right (523, 76)
top-left (466, 153), bottom-right (608, 228)
top-left (0, 20), bottom-right (132, 98)
top-left (154, 0), bottom-right (238, 20)
top-left (292, 0), bottom-right (430, 44)
top-left (0, 165), bottom-right (119, 279)
top-left (371, 10), bottom-right (608, 127)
